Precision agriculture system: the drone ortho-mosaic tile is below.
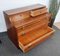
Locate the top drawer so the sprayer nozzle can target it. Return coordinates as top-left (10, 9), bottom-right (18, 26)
top-left (9, 11), bottom-right (30, 22)
top-left (30, 7), bottom-right (47, 17)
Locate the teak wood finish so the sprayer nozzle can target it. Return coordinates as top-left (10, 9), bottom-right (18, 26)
top-left (3, 4), bottom-right (55, 53)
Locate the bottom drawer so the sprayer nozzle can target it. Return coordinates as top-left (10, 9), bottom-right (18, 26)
top-left (18, 27), bottom-right (55, 53)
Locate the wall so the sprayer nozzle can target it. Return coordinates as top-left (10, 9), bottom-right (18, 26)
top-left (38, 0), bottom-right (49, 9)
top-left (0, 0), bottom-right (49, 32)
top-left (54, 8), bottom-right (60, 23)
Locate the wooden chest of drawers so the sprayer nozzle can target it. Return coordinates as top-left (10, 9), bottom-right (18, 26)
top-left (3, 4), bottom-right (55, 53)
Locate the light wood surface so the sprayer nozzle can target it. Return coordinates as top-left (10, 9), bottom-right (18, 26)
top-left (19, 27), bottom-right (55, 53)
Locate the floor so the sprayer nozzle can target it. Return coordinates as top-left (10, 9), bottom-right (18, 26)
top-left (54, 22), bottom-right (60, 29)
top-left (0, 26), bottom-right (60, 56)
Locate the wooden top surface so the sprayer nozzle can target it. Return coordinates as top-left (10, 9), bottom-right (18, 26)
top-left (4, 4), bottom-right (45, 16)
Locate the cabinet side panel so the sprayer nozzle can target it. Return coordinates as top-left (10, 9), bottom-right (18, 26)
top-left (3, 12), bottom-right (19, 48)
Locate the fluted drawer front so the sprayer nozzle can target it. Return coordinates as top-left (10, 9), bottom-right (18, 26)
top-left (12, 13), bottom-right (49, 28)
top-left (17, 18), bottom-right (49, 36)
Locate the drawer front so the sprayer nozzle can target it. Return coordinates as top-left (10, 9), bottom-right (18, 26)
top-left (16, 17), bottom-right (49, 35)
top-left (30, 7), bottom-right (47, 17)
top-left (9, 11), bottom-right (30, 22)
top-left (13, 13), bottom-right (49, 28)
top-left (18, 27), bottom-right (55, 53)
top-left (19, 11), bottom-right (30, 19)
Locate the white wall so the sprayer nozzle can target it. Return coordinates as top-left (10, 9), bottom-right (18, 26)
top-left (38, 0), bottom-right (49, 9)
top-left (54, 8), bottom-right (60, 23)
top-left (0, 0), bottom-right (49, 32)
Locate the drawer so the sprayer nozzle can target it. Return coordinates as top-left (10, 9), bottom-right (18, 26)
top-left (18, 26), bottom-right (55, 52)
top-left (19, 11), bottom-right (30, 19)
top-left (9, 11), bottom-right (30, 22)
top-left (30, 7), bottom-right (47, 17)
top-left (16, 18), bottom-right (49, 36)
top-left (13, 13), bottom-right (49, 28)
top-left (9, 15), bottom-right (22, 22)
